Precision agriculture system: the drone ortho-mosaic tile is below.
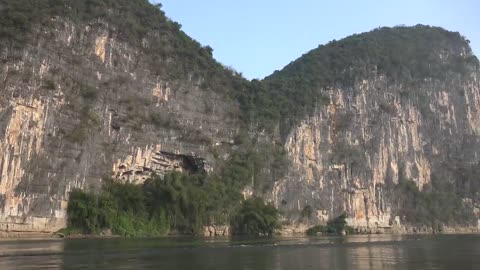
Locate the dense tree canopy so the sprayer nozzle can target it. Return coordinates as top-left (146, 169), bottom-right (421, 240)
top-left (230, 197), bottom-right (280, 236)
top-left (306, 213), bottom-right (354, 236)
top-left (242, 25), bottom-right (479, 136)
top-left (393, 171), bottom-right (477, 230)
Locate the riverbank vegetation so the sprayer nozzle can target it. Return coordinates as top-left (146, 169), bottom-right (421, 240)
top-left (7, 0), bottom-right (477, 237)
top-left (306, 213), bottom-right (354, 236)
top-left (66, 172), bottom-right (281, 237)
top-left (230, 197), bottom-right (280, 236)
top-left (393, 173), bottom-right (477, 230)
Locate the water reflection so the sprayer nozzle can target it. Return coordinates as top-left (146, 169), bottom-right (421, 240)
top-left (0, 234), bottom-right (479, 269)
top-left (0, 239), bottom-right (64, 269)
top-left (347, 240), bottom-right (402, 269)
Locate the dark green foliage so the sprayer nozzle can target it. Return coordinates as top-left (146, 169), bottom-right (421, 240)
top-left (105, 181), bottom-right (145, 215)
top-left (80, 86), bottom-right (98, 101)
top-left (67, 190), bottom-right (101, 234)
top-left (331, 143), bottom-right (366, 167)
top-left (64, 126), bottom-right (88, 144)
top-left (272, 25), bottom-right (474, 85)
top-left (237, 25), bottom-right (479, 137)
top-left (333, 112), bottom-right (354, 132)
top-left (42, 78), bottom-right (56, 90)
top-left (378, 101), bottom-right (397, 115)
top-left (394, 172), bottom-right (477, 229)
top-left (180, 129), bottom-right (213, 145)
top-left (65, 107), bottom-right (100, 143)
top-left (306, 213), bottom-right (354, 235)
top-left (301, 205), bottom-right (313, 220)
top-left (117, 96), bottom-right (151, 131)
top-left (142, 173), bottom-right (211, 234)
top-left (0, 0), bottom-right (168, 47)
top-left (448, 162), bottom-right (480, 202)
top-left (0, 0), bottom-right (37, 48)
top-left (0, 0), bottom-right (246, 105)
top-left (230, 197), bottom-right (280, 236)
top-left (67, 180), bottom-right (170, 236)
top-left (149, 112), bottom-right (181, 130)
top-left (221, 135), bottom-right (290, 195)
top-left (67, 163), bottom-right (282, 236)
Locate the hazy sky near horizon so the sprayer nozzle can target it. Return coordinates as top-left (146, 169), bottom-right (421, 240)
top-left (152, 0), bottom-right (479, 80)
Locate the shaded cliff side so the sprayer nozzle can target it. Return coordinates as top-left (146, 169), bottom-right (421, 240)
top-left (0, 0), bottom-right (248, 233)
top-left (0, 0), bottom-right (479, 234)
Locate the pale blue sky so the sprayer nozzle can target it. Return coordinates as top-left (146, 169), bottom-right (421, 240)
top-left (152, 0), bottom-right (479, 80)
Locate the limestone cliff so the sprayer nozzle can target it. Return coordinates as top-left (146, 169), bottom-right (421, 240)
top-left (0, 4), bottom-right (242, 233)
top-left (1, 1), bottom-right (479, 235)
top-left (266, 27), bottom-right (480, 231)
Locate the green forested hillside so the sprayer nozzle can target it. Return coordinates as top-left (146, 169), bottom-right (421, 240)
top-left (242, 25), bottom-right (480, 136)
top-left (4, 1), bottom-right (478, 137)
top-left (0, 0), bottom-right (247, 100)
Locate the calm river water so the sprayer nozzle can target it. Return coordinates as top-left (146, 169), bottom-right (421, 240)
top-left (0, 234), bottom-right (479, 269)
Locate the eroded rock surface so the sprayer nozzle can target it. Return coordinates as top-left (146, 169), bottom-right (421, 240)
top-left (113, 145), bottom-right (212, 184)
top-left (0, 19), bottom-right (238, 233)
top-left (271, 70), bottom-right (480, 230)
top-left (1, 7), bottom-right (479, 235)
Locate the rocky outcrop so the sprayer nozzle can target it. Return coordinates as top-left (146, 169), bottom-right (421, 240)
top-left (0, 97), bottom-right (68, 232)
top-left (113, 145), bottom-right (212, 184)
top-left (270, 68), bottom-right (480, 230)
top-left (0, 18), bottom-right (238, 233)
top-left (203, 225), bottom-right (230, 237)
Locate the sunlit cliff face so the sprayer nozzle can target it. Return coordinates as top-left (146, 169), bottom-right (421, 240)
top-left (271, 69), bottom-right (480, 229)
top-left (0, 5), bottom-right (479, 235)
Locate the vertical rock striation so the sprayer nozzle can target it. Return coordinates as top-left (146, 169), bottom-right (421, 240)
top-left (0, 17), bottom-right (240, 233)
top-left (269, 42), bottom-right (480, 230)
top-left (1, 1), bottom-right (478, 235)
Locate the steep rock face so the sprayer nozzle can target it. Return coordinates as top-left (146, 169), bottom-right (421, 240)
top-left (1, 2), bottom-right (479, 235)
top-left (112, 145), bottom-right (212, 184)
top-left (271, 62), bottom-right (480, 229)
top-left (0, 19), bottom-right (240, 232)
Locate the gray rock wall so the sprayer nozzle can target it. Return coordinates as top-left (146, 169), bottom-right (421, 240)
top-left (271, 69), bottom-right (480, 230)
top-left (0, 20), bottom-right (239, 232)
